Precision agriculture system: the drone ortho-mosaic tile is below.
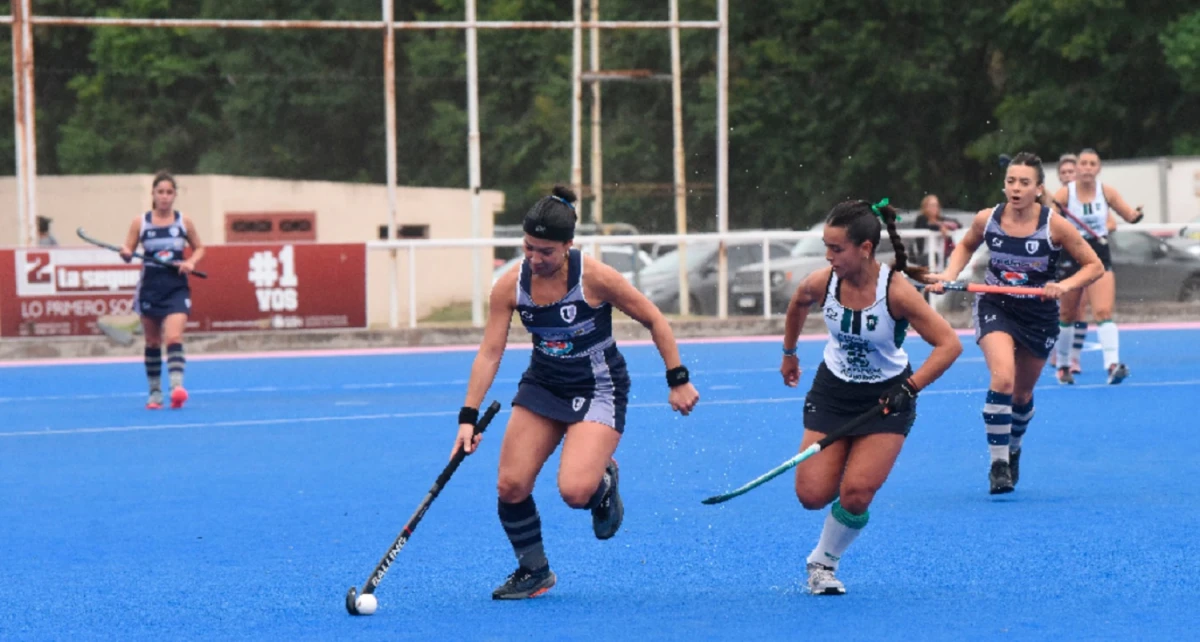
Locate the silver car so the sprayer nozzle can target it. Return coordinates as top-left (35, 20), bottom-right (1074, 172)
top-left (640, 240), bottom-right (795, 315)
top-left (730, 228), bottom-right (899, 316)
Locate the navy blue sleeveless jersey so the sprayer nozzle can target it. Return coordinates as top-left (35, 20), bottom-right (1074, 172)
top-left (972, 204), bottom-right (1061, 358)
top-left (514, 250), bottom-right (630, 428)
top-left (981, 203), bottom-right (1060, 314)
top-left (134, 211), bottom-right (192, 317)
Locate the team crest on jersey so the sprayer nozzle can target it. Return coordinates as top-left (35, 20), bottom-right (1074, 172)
top-left (1025, 240), bottom-right (1040, 254)
top-left (866, 314), bottom-right (878, 331)
top-left (560, 304), bottom-right (577, 323)
top-left (169, 226), bottom-right (180, 237)
top-left (572, 397), bottom-right (586, 411)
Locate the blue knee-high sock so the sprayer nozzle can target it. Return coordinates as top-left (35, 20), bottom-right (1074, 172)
top-left (166, 343), bottom-right (185, 388)
top-left (498, 497), bottom-right (548, 571)
top-left (984, 390), bottom-right (1013, 463)
top-left (144, 346), bottom-right (162, 391)
top-left (1011, 398), bottom-right (1034, 453)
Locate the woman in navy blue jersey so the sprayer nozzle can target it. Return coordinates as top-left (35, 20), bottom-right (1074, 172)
top-left (926, 153), bottom-right (1102, 494)
top-left (119, 171), bottom-right (204, 410)
top-left (451, 185), bottom-right (700, 600)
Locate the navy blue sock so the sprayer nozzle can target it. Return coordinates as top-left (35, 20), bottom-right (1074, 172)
top-left (144, 346), bottom-right (162, 391)
top-left (984, 390), bottom-right (1013, 463)
top-left (1011, 398), bottom-right (1034, 453)
top-left (498, 497), bottom-right (547, 571)
top-left (166, 343), bottom-right (185, 388)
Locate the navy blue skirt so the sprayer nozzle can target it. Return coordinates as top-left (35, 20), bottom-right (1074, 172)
top-left (973, 294), bottom-right (1059, 359)
top-left (136, 285), bottom-right (191, 319)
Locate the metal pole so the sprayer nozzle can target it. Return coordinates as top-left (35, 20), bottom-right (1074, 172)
top-left (1157, 157), bottom-right (1169, 223)
top-left (408, 246), bottom-right (418, 328)
top-left (12, 0), bottom-right (36, 247)
top-left (589, 0), bottom-right (602, 229)
top-left (383, 0), bottom-right (400, 329)
top-left (670, 0), bottom-right (690, 316)
top-left (467, 0), bottom-right (484, 327)
top-left (29, 16), bottom-right (722, 30)
top-left (571, 0), bottom-right (584, 219)
top-left (760, 238), bottom-right (770, 319)
top-left (715, 0), bottom-right (729, 318)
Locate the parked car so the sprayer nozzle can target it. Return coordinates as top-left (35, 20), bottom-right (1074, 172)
top-left (1145, 216), bottom-right (1200, 257)
top-left (492, 243), bottom-right (654, 285)
top-left (729, 224), bottom-right (904, 316)
top-left (1110, 230), bottom-right (1200, 302)
top-left (942, 228), bottom-right (1200, 310)
top-left (640, 240), bottom-right (795, 315)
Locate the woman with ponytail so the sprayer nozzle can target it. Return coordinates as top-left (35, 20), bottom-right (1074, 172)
top-left (925, 153), bottom-right (1102, 495)
top-left (779, 198), bottom-right (962, 595)
top-left (449, 185), bottom-right (700, 600)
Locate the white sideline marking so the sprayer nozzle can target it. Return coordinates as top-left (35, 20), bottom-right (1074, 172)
top-left (4, 378), bottom-right (1199, 439)
top-left (0, 368), bottom-right (783, 403)
top-left (0, 322), bottom-right (1195, 369)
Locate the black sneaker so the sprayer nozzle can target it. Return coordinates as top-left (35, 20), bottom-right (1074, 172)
top-left (1009, 449), bottom-right (1021, 487)
top-left (491, 565), bottom-right (556, 600)
top-left (592, 459), bottom-right (623, 540)
top-left (1107, 363), bottom-right (1129, 385)
top-left (989, 459), bottom-right (1014, 495)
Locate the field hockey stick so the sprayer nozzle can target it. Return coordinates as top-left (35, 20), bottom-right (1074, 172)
top-left (345, 400), bottom-right (502, 615)
top-left (701, 403), bottom-right (886, 505)
top-left (94, 314), bottom-right (142, 347)
top-left (916, 281), bottom-right (1046, 296)
top-left (76, 227), bottom-right (208, 278)
top-left (1053, 202), bottom-right (1108, 246)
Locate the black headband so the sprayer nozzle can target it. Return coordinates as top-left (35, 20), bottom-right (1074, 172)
top-left (523, 217), bottom-right (574, 242)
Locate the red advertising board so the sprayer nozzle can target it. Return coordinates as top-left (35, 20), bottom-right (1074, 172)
top-left (0, 244), bottom-right (366, 338)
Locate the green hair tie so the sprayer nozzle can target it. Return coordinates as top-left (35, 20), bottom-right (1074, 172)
top-left (869, 197), bottom-right (899, 222)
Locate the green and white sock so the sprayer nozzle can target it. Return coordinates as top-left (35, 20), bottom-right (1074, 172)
top-left (806, 500), bottom-right (868, 571)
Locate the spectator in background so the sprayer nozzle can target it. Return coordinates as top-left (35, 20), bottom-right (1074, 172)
top-left (36, 215), bottom-right (58, 246)
top-left (913, 194), bottom-right (959, 263)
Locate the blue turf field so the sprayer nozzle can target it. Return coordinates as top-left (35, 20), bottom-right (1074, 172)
top-left (2, 328), bottom-right (1198, 641)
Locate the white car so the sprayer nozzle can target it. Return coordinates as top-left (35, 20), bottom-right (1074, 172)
top-left (492, 243), bottom-right (654, 285)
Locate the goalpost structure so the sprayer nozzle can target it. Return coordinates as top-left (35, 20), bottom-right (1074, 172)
top-left (3, 0), bottom-right (732, 325)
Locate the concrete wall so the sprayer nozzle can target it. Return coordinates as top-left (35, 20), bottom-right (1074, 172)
top-left (0, 175), bottom-right (505, 326)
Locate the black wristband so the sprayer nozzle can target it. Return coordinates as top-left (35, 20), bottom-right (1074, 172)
top-left (666, 365), bottom-right (690, 388)
top-left (458, 406), bottom-right (479, 426)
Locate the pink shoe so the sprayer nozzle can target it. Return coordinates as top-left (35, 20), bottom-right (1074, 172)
top-left (170, 386), bottom-right (189, 409)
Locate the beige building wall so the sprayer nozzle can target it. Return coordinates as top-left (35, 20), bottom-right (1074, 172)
top-left (0, 175), bottom-right (505, 327)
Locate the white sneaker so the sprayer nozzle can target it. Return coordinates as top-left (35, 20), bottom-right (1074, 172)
top-left (806, 562), bottom-right (846, 595)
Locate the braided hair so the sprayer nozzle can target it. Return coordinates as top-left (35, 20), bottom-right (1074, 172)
top-left (523, 185), bottom-right (579, 242)
top-left (825, 200), bottom-right (928, 282)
